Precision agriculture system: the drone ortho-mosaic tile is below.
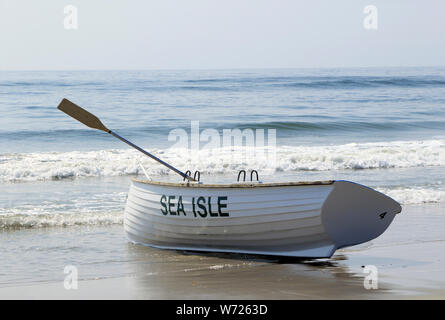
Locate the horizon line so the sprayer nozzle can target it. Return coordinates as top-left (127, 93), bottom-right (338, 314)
top-left (1, 65), bottom-right (445, 72)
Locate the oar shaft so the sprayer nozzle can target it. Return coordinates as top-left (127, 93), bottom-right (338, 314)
top-left (56, 99), bottom-right (194, 181)
top-left (109, 131), bottom-right (195, 182)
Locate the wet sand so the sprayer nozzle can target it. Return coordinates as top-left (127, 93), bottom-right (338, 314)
top-left (0, 204), bottom-right (444, 299)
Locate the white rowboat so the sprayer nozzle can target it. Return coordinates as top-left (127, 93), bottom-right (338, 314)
top-left (56, 99), bottom-right (402, 259)
top-left (124, 179), bottom-right (402, 258)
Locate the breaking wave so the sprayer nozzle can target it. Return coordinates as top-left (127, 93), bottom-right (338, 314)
top-left (376, 187), bottom-right (445, 205)
top-left (0, 139), bottom-right (444, 182)
top-left (0, 212), bottom-right (123, 230)
top-left (0, 191), bottom-right (127, 230)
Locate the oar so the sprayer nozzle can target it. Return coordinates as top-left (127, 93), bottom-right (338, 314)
top-left (57, 98), bottom-right (196, 182)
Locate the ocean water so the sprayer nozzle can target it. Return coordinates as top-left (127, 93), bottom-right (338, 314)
top-left (0, 68), bottom-right (445, 286)
top-left (1, 67), bottom-right (445, 230)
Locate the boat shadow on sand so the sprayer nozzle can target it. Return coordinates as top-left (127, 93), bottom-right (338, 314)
top-left (178, 249), bottom-right (345, 267)
top-left (125, 244), bottom-right (386, 299)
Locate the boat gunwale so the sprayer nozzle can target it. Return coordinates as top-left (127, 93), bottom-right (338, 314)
top-left (131, 178), bottom-right (335, 188)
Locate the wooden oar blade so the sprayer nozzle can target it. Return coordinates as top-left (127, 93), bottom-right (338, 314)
top-left (57, 98), bottom-right (110, 132)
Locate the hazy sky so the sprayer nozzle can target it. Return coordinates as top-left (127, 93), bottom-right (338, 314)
top-left (1, 0), bottom-right (444, 70)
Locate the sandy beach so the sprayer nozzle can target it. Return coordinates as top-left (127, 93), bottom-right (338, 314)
top-left (1, 203), bottom-right (444, 300)
top-left (2, 0), bottom-right (445, 303)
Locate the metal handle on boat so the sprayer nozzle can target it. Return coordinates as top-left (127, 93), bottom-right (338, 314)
top-left (193, 171), bottom-right (201, 182)
top-left (237, 170), bottom-right (246, 182)
top-left (250, 170), bottom-right (259, 182)
top-left (183, 170), bottom-right (192, 181)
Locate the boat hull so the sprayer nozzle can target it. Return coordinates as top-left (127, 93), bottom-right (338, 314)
top-left (124, 180), bottom-right (401, 258)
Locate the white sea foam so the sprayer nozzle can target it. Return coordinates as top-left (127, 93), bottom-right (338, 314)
top-left (376, 187), bottom-right (445, 205)
top-left (0, 191), bottom-right (127, 229)
top-left (0, 211), bottom-right (123, 229)
top-left (0, 139), bottom-right (444, 182)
